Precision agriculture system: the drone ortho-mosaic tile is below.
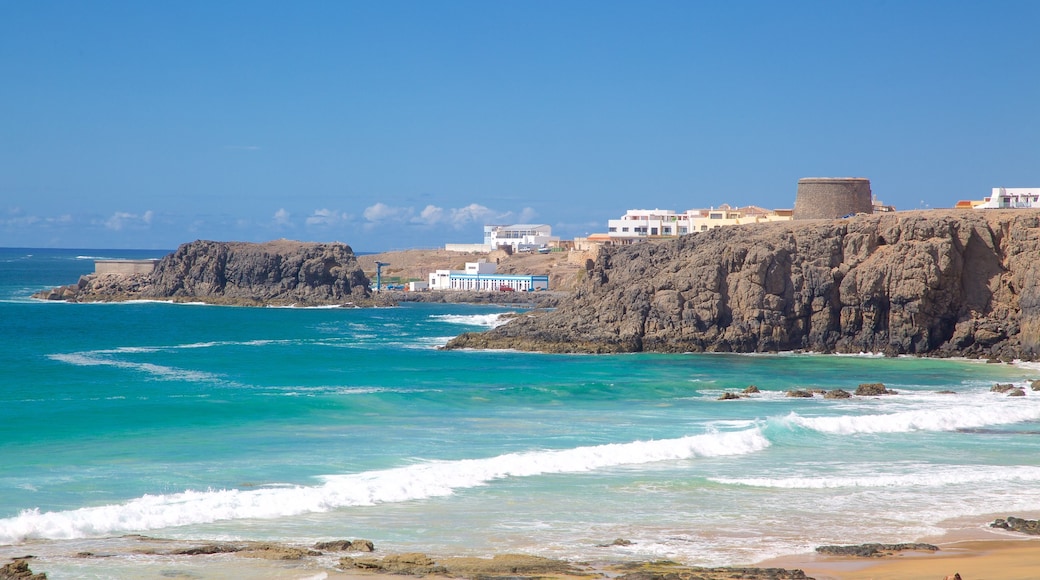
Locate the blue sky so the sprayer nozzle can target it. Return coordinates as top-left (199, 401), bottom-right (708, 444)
top-left (2, 1), bottom-right (1037, 251)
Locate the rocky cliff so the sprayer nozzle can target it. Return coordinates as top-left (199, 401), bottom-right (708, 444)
top-left (35, 239), bottom-right (375, 306)
top-left (446, 210), bottom-right (1040, 360)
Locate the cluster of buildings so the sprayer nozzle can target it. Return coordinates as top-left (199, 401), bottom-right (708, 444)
top-left (421, 179), bottom-right (1038, 293)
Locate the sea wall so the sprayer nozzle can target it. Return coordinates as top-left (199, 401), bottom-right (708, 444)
top-left (35, 240), bottom-right (376, 306)
top-left (446, 210), bottom-right (1040, 360)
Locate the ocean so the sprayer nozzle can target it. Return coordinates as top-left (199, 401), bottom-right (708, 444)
top-left (2, 247), bottom-right (1040, 578)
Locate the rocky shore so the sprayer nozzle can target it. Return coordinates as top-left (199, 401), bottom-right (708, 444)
top-left (447, 210), bottom-right (1040, 360)
top-left (8, 522), bottom-right (1040, 580)
top-left (33, 239), bottom-right (383, 307)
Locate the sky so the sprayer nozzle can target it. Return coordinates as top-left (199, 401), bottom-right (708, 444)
top-left (2, 1), bottom-right (1038, 251)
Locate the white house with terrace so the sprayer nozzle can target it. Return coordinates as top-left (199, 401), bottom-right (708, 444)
top-left (606, 205), bottom-right (792, 243)
top-left (957, 187), bottom-right (1040, 209)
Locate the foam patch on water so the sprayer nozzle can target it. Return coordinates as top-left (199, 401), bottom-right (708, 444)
top-left (0, 428), bottom-right (769, 543)
top-left (48, 353), bottom-right (221, 383)
top-left (430, 313), bottom-right (511, 328)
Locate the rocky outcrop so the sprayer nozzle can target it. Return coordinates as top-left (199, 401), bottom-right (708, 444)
top-left (0, 559), bottom-right (46, 580)
top-left (34, 240), bottom-right (377, 307)
top-left (446, 210), bottom-right (1040, 359)
top-left (815, 543), bottom-right (939, 557)
top-left (991, 516), bottom-right (1040, 535)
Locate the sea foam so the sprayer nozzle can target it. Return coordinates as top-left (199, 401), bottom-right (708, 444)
top-left (781, 396), bottom-right (1040, 434)
top-left (430, 313), bottom-right (511, 328)
top-left (711, 464), bottom-right (1040, 489)
top-left (0, 428), bottom-right (769, 543)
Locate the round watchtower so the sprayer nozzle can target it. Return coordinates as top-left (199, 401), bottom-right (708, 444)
top-left (793, 177), bottom-right (873, 219)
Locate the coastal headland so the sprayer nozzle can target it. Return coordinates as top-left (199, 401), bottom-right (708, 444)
top-left (33, 240), bottom-right (585, 307)
top-left (447, 209), bottom-right (1040, 361)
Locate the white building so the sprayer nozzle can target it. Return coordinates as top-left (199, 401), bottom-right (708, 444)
top-left (428, 261), bottom-right (549, 292)
top-left (970, 188), bottom-right (1040, 209)
top-left (483, 224), bottom-right (559, 252)
top-left (606, 205), bottom-right (793, 243)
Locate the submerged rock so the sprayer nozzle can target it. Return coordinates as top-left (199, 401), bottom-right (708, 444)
top-left (314, 539), bottom-right (375, 552)
top-left (815, 543), bottom-right (938, 557)
top-left (991, 516), bottom-right (1040, 535)
top-left (855, 383), bottom-right (895, 396)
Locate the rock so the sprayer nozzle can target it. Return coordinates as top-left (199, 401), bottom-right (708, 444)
top-left (855, 383), bottom-right (894, 396)
top-left (33, 240), bottom-right (376, 307)
top-left (717, 392), bottom-right (742, 400)
top-left (314, 539), bottom-right (374, 552)
top-left (445, 211), bottom-right (1040, 361)
top-left (1007, 387), bottom-right (1026, 397)
top-left (991, 516), bottom-right (1040, 534)
top-left (824, 389), bottom-right (851, 399)
top-left (743, 385), bottom-right (761, 393)
top-left (237, 544), bottom-right (319, 560)
top-left (610, 561), bottom-right (813, 580)
top-left (991, 383), bottom-right (1016, 393)
top-left (439, 554), bottom-right (582, 577)
top-left (171, 543), bottom-right (241, 555)
top-left (786, 390), bottom-right (814, 398)
top-left (343, 553), bottom-right (447, 575)
top-left (815, 543), bottom-right (939, 557)
top-left (1031, 379), bottom-right (1040, 391)
top-left (936, 390), bottom-right (957, 394)
top-left (0, 559), bottom-right (46, 580)
top-left (943, 574), bottom-right (962, 580)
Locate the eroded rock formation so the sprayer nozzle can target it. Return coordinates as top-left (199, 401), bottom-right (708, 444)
top-left (34, 240), bottom-right (376, 307)
top-left (446, 210), bottom-right (1040, 359)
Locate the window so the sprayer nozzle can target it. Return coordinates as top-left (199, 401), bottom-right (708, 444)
top-left (609, 227), bottom-right (617, 232)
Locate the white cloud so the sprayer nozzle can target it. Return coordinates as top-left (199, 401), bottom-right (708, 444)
top-left (305, 208), bottom-right (351, 227)
top-left (273, 208), bottom-right (292, 226)
top-left (447, 203), bottom-right (496, 227)
top-left (518, 206), bottom-right (538, 223)
top-left (415, 204), bottom-right (444, 225)
top-left (103, 211), bottom-right (153, 231)
top-left (363, 202), bottom-right (415, 222)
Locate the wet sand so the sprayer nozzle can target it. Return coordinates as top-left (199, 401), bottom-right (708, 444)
top-left (762, 529), bottom-right (1040, 580)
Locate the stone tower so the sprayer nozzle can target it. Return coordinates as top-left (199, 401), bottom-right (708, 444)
top-left (793, 177), bottom-right (873, 219)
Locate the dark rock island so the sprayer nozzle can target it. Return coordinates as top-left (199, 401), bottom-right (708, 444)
top-left (446, 210), bottom-right (1040, 360)
top-left (34, 239), bottom-right (376, 307)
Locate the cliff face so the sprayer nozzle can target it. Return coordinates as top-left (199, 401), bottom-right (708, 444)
top-left (38, 240), bottom-right (374, 306)
top-left (446, 210), bottom-right (1040, 360)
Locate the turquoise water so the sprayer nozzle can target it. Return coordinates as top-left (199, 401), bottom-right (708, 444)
top-left (3, 248), bottom-right (1040, 577)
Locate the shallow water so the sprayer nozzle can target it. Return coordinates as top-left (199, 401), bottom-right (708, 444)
top-left (2, 247), bottom-right (1039, 578)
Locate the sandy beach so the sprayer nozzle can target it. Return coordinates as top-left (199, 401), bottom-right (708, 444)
top-left (6, 522), bottom-right (1040, 580)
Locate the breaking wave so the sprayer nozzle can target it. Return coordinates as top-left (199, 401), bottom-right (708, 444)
top-left (0, 428), bottom-right (769, 543)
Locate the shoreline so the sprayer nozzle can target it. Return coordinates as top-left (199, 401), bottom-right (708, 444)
top-left (6, 516), bottom-right (1040, 579)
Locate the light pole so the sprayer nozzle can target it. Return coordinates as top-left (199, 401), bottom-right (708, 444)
top-left (375, 261), bottom-right (389, 292)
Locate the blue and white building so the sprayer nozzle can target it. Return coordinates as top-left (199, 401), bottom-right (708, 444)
top-left (428, 261), bottom-right (549, 292)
